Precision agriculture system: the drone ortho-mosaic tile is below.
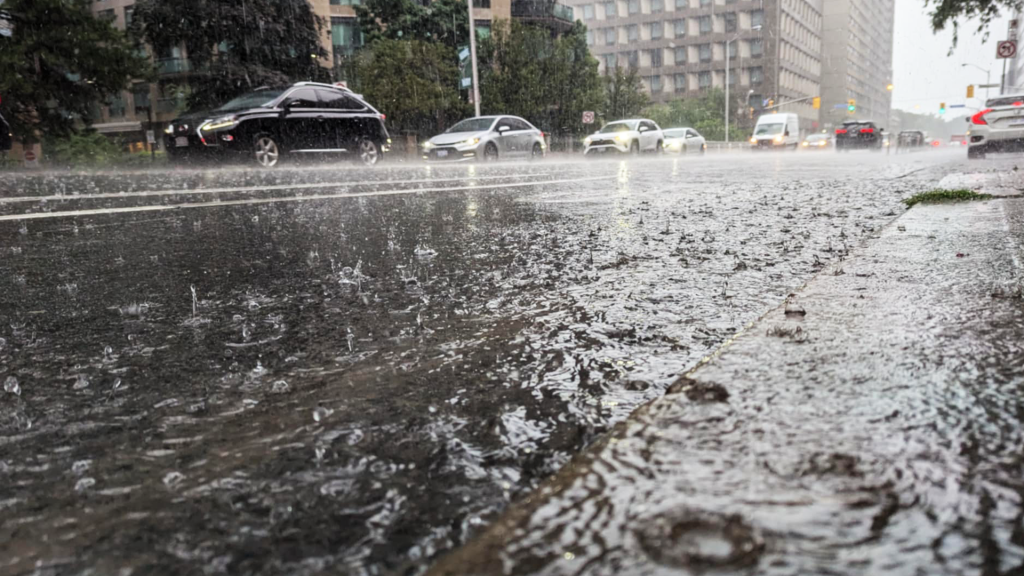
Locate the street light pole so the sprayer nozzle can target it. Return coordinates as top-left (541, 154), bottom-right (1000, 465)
top-left (725, 26), bottom-right (760, 145)
top-left (467, 0), bottom-right (481, 117)
top-left (962, 63), bottom-right (992, 100)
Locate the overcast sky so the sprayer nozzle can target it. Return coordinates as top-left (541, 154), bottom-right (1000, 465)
top-left (893, 0), bottom-right (1016, 118)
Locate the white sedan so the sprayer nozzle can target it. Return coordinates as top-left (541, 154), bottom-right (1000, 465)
top-left (967, 93), bottom-right (1024, 159)
top-left (583, 119), bottom-right (664, 156)
top-left (662, 127), bottom-right (707, 155)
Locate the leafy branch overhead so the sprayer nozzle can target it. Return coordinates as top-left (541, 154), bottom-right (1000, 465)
top-left (924, 0), bottom-right (1024, 46)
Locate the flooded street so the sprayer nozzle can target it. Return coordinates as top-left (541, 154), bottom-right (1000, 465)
top-left (0, 151), bottom-right (1001, 575)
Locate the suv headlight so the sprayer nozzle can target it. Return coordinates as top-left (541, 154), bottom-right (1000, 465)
top-left (202, 115), bottom-right (239, 131)
top-left (584, 137), bottom-right (592, 145)
top-left (615, 134), bottom-right (629, 143)
top-left (164, 125), bottom-right (174, 135)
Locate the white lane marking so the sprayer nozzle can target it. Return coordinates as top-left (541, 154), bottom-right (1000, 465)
top-left (0, 176), bottom-right (616, 221)
top-left (0, 173), bottom-right (556, 204)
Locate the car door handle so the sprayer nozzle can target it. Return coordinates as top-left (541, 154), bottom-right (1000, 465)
top-left (316, 116), bottom-right (325, 121)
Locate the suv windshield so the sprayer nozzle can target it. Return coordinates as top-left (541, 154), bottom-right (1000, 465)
top-left (214, 88), bottom-right (287, 112)
top-left (755, 123), bottom-right (784, 136)
top-left (447, 118), bottom-right (497, 133)
top-left (599, 122), bottom-right (637, 133)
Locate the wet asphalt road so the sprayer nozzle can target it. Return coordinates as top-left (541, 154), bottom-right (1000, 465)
top-left (0, 150), bottom-right (991, 575)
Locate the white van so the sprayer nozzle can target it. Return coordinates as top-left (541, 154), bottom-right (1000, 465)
top-left (750, 113), bottom-right (800, 150)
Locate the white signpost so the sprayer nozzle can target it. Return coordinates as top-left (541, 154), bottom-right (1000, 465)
top-left (582, 111), bottom-right (595, 124)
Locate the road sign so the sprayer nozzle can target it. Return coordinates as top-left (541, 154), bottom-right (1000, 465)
top-left (24, 149), bottom-right (38, 168)
top-left (949, 104), bottom-right (967, 109)
top-left (145, 130), bottom-right (156, 145)
top-left (582, 111), bottom-right (595, 124)
top-left (997, 40), bottom-right (1017, 59)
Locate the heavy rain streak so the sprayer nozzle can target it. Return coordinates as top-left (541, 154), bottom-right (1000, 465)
top-left (3, 0), bottom-right (1024, 575)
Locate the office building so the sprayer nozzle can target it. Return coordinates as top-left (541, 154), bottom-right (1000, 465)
top-left (818, 0), bottom-right (895, 129)
top-left (567, 0), bottom-right (824, 131)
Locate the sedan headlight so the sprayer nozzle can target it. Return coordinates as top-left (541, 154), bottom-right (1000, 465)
top-left (802, 141), bottom-right (809, 147)
top-left (202, 115), bottom-right (238, 131)
top-left (461, 137), bottom-right (480, 146)
top-left (422, 141), bottom-right (435, 150)
top-left (667, 140), bottom-right (682, 148)
top-left (749, 137), bottom-right (757, 144)
top-left (164, 125), bottom-right (174, 135)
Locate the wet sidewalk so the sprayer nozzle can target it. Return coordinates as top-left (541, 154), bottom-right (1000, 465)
top-left (429, 195), bottom-right (1024, 575)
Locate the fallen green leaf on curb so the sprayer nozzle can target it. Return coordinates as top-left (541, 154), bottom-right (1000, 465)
top-left (903, 189), bottom-right (993, 208)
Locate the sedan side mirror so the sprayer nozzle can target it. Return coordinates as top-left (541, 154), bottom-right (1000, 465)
top-left (498, 125), bottom-right (511, 133)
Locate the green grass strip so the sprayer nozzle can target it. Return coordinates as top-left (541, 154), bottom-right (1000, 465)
top-left (903, 189), bottom-right (993, 208)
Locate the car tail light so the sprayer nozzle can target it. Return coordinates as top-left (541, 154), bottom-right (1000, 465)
top-left (835, 129), bottom-right (847, 134)
top-left (971, 109), bottom-right (992, 125)
top-left (1015, 102), bottom-right (1024, 106)
top-left (962, 141), bottom-right (967, 145)
top-left (540, 131), bottom-right (545, 139)
top-left (380, 114), bottom-right (386, 121)
top-left (860, 128), bottom-right (874, 134)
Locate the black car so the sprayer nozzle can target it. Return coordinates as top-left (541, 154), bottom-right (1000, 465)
top-left (165, 82), bottom-right (390, 167)
top-left (834, 120), bottom-right (884, 151)
top-left (0, 112), bottom-right (12, 152)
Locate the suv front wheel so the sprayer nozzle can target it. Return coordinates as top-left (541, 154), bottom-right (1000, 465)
top-left (358, 139), bottom-right (380, 166)
top-left (254, 135), bottom-right (281, 168)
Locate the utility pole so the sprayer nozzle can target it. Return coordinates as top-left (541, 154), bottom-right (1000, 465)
top-left (467, 0), bottom-right (481, 117)
top-left (725, 26), bottom-right (761, 145)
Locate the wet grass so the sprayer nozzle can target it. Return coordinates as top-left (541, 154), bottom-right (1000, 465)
top-left (903, 189), bottom-right (993, 208)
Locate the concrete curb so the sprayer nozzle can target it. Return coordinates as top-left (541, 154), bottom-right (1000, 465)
top-left (427, 196), bottom-right (1024, 575)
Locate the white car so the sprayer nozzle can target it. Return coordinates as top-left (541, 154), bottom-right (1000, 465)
top-left (662, 127), bottom-right (707, 154)
top-left (968, 94), bottom-right (1024, 159)
top-left (583, 119), bottom-right (664, 156)
top-left (422, 115), bottom-right (546, 162)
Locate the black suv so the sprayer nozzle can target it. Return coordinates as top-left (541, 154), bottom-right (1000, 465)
top-left (165, 82), bottom-right (390, 167)
top-left (835, 120), bottom-right (885, 151)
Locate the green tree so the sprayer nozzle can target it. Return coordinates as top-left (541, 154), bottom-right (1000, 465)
top-left (0, 0), bottom-right (151, 143)
top-left (644, 89), bottom-right (747, 141)
top-left (347, 39), bottom-right (467, 135)
top-left (478, 20), bottom-right (604, 141)
top-left (602, 66), bottom-right (650, 121)
top-left (354, 0), bottom-right (470, 52)
top-left (925, 0), bottom-right (1022, 46)
top-left (131, 0), bottom-right (329, 110)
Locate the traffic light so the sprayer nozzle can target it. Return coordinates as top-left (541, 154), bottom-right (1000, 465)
top-left (812, 97), bottom-right (821, 109)
top-left (967, 85), bottom-right (975, 99)
top-left (847, 99), bottom-right (856, 113)
top-left (939, 102), bottom-right (946, 114)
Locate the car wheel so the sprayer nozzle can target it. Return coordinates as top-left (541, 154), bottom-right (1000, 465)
top-left (630, 141), bottom-right (640, 156)
top-left (531, 142), bottom-right (543, 160)
top-left (358, 139), bottom-right (380, 166)
top-left (700, 144), bottom-right (706, 155)
top-left (484, 143), bottom-right (499, 162)
top-left (656, 140), bottom-right (664, 155)
top-left (254, 135), bottom-right (281, 168)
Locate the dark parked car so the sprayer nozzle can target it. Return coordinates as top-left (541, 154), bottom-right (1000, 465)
top-left (165, 82), bottom-right (390, 167)
top-left (835, 120), bottom-right (884, 151)
top-left (0, 112), bottom-right (11, 152)
top-left (897, 130), bottom-right (926, 150)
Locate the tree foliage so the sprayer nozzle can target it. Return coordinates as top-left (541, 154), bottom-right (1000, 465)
top-left (0, 0), bottom-right (151, 142)
top-left (644, 89), bottom-right (748, 141)
top-left (924, 0), bottom-right (1023, 46)
top-left (479, 20), bottom-right (604, 138)
top-left (354, 0), bottom-right (470, 52)
top-left (131, 0), bottom-right (330, 110)
top-left (346, 39), bottom-right (467, 135)
top-left (602, 66), bottom-right (650, 121)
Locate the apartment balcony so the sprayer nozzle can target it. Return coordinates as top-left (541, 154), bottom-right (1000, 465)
top-left (511, 0), bottom-right (575, 35)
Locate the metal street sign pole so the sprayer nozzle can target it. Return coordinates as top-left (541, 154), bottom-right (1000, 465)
top-left (467, 0), bottom-right (481, 117)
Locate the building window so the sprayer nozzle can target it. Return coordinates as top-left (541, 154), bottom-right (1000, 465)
top-left (698, 43), bottom-right (711, 62)
top-left (724, 12), bottom-right (736, 33)
top-left (727, 41), bottom-right (737, 59)
top-left (472, 0), bottom-right (489, 8)
top-left (698, 71), bottom-right (711, 89)
top-left (674, 74), bottom-right (687, 92)
top-left (586, 30), bottom-right (595, 45)
top-left (649, 48), bottom-right (663, 67)
top-left (583, 4), bottom-right (594, 19)
top-left (649, 22), bottom-right (663, 40)
top-left (331, 0), bottom-right (362, 4)
top-left (108, 92), bottom-right (126, 118)
top-left (750, 38), bottom-right (764, 57)
top-left (698, 15), bottom-right (712, 35)
top-left (98, 8), bottom-right (116, 22)
top-left (604, 1), bottom-right (616, 17)
top-left (649, 75), bottom-right (663, 93)
top-left (674, 19), bottom-right (686, 37)
top-left (132, 84), bottom-right (150, 115)
top-left (606, 53), bottom-right (618, 69)
top-left (628, 0), bottom-right (639, 14)
top-left (674, 46), bottom-right (687, 64)
top-left (331, 17), bottom-right (364, 60)
top-left (124, 6), bottom-right (133, 28)
top-left (628, 24), bottom-right (638, 42)
top-left (700, 0), bottom-right (711, 7)
top-left (605, 27), bottom-right (617, 45)
top-left (626, 50), bottom-right (639, 68)
top-left (726, 70), bottom-right (737, 85)
top-left (750, 66), bottom-right (763, 84)
top-left (475, 21), bottom-right (491, 38)
top-left (675, 0), bottom-right (687, 8)
top-left (651, 0), bottom-right (664, 13)
top-left (751, 9), bottom-right (764, 28)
